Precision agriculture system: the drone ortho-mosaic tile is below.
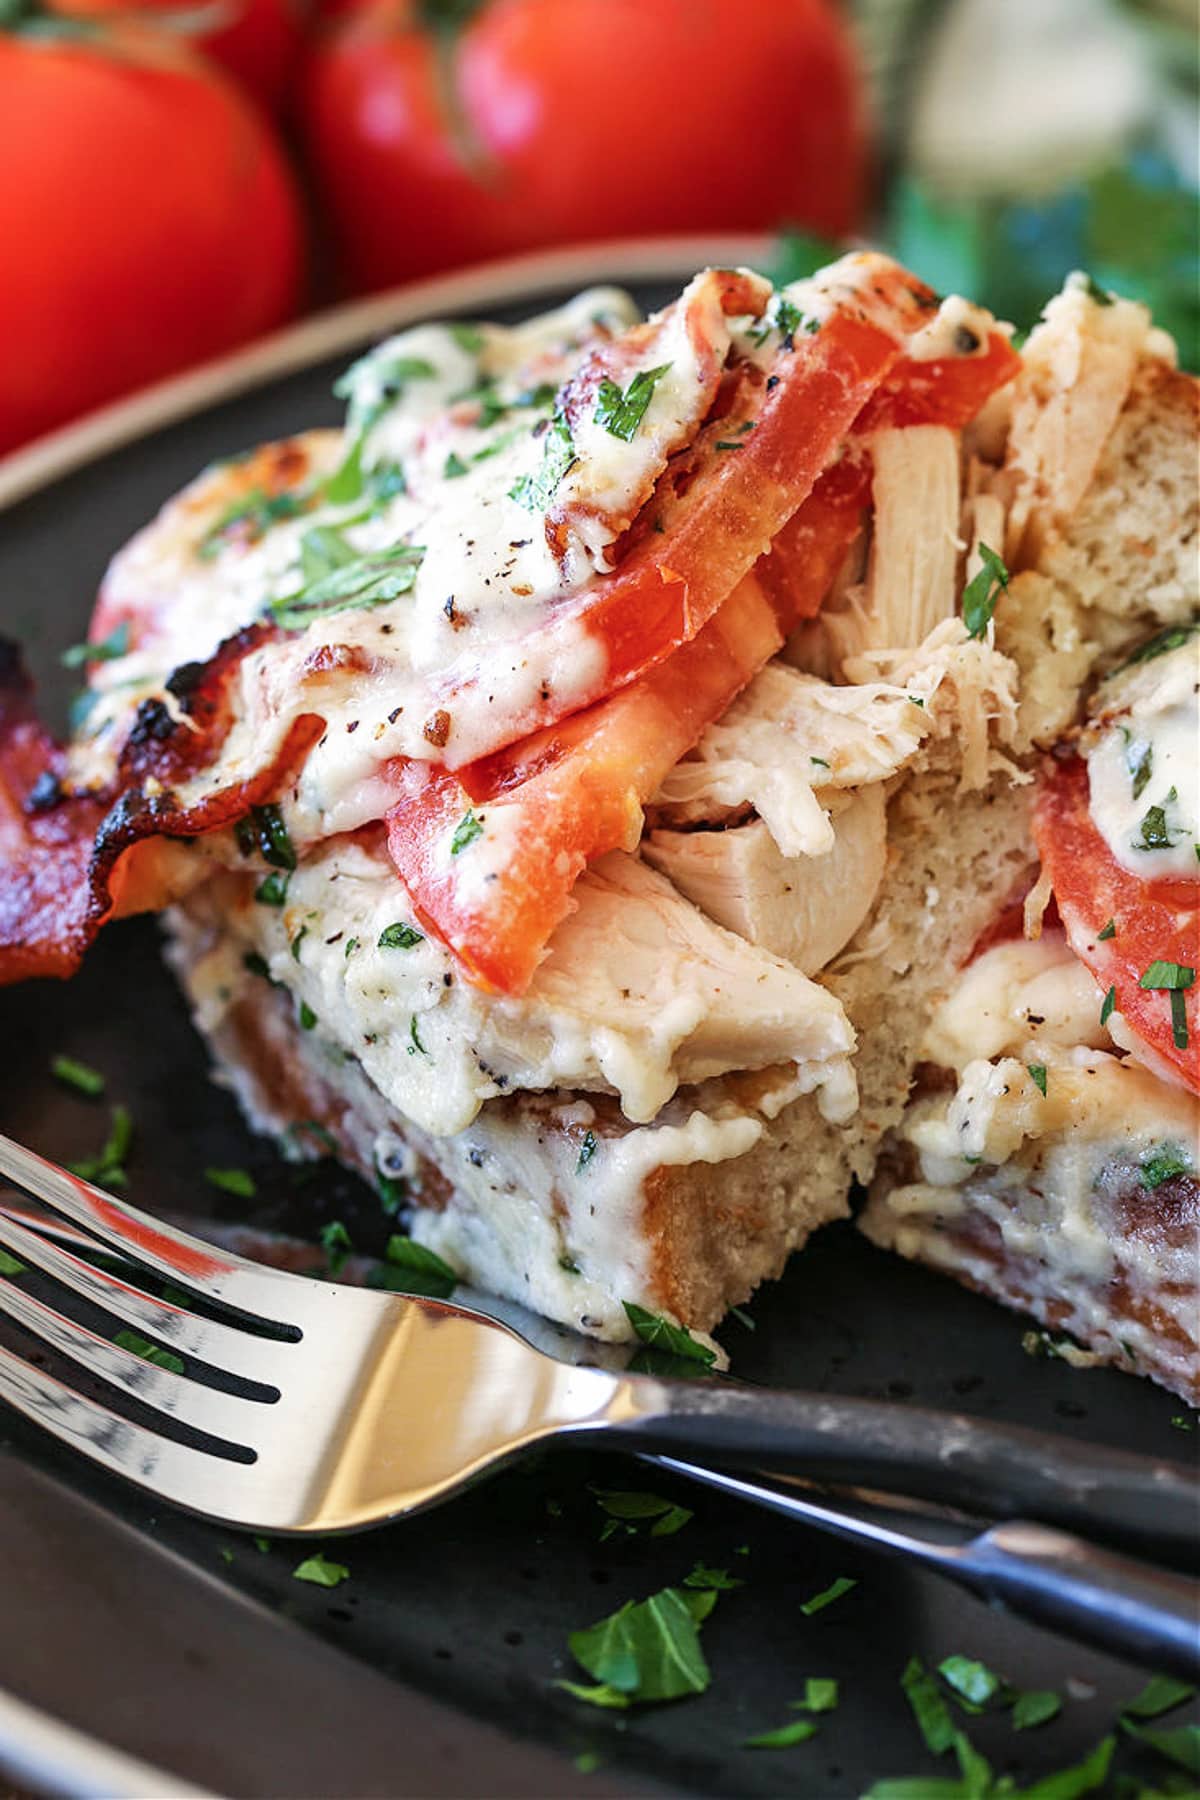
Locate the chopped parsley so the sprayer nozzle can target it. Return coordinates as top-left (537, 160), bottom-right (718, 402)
top-left (1112, 620), bottom-right (1198, 673)
top-left (0, 1250), bottom-right (25, 1277)
top-left (509, 412), bottom-right (577, 512)
top-left (378, 922), bottom-right (424, 950)
top-left (1097, 918), bottom-right (1116, 941)
top-left (449, 808), bottom-right (483, 855)
top-left (319, 1219), bottom-right (352, 1276)
top-left (443, 450), bottom-right (469, 479)
top-left (622, 1301), bottom-right (716, 1368)
top-left (334, 350), bottom-right (436, 435)
top-left (293, 1553), bottom-right (350, 1589)
top-left (1027, 1063), bottom-right (1048, 1097)
top-left (50, 1054), bottom-right (105, 1097)
top-left (1119, 1716), bottom-right (1199, 1778)
top-left (114, 1329), bottom-right (184, 1375)
top-left (561, 1584), bottom-right (717, 1705)
top-left (1100, 985), bottom-right (1117, 1028)
top-left (939, 1656), bottom-right (1003, 1710)
top-left (382, 1233), bottom-right (456, 1294)
top-left (1125, 736), bottom-right (1154, 800)
top-left (269, 542), bottom-right (424, 631)
top-left (254, 870), bottom-right (290, 907)
top-left (68, 1103), bottom-right (133, 1188)
top-left (298, 1000), bottom-right (318, 1031)
top-left (407, 1014), bottom-right (428, 1056)
top-left (576, 1129), bottom-right (597, 1173)
top-left (290, 924), bottom-right (308, 962)
top-left (344, 937), bottom-right (360, 958)
top-left (961, 544), bottom-right (1010, 638)
top-left (450, 321), bottom-right (485, 353)
top-left (1132, 796), bottom-right (1184, 852)
top-left (594, 363), bottom-right (672, 441)
top-left (197, 488), bottom-right (308, 560)
top-left (1012, 1690), bottom-right (1063, 1731)
top-left (743, 1717), bottom-right (818, 1750)
top-left (235, 803), bottom-right (296, 871)
top-left (1139, 959), bottom-right (1193, 1049)
top-left (61, 620), bottom-right (130, 668)
top-left (204, 1167), bottom-right (256, 1199)
top-left (1139, 1144), bottom-right (1192, 1190)
top-left (684, 1564), bottom-right (742, 1591)
top-left (590, 1489), bottom-right (693, 1539)
top-left (900, 1656), bottom-right (957, 1754)
top-left (1081, 273), bottom-right (1116, 306)
top-left (1122, 1677), bottom-right (1195, 1720)
top-left (799, 1575), bottom-right (857, 1616)
top-left (298, 523), bottom-right (357, 584)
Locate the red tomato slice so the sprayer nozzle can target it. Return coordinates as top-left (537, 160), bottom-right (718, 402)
top-left (432, 258), bottom-right (943, 770)
top-left (1033, 756), bottom-right (1200, 1091)
top-left (859, 330), bottom-right (1021, 432)
top-left (386, 573), bottom-right (784, 993)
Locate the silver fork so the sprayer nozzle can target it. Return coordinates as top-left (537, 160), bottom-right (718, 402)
top-left (1, 1131), bottom-right (1197, 1676)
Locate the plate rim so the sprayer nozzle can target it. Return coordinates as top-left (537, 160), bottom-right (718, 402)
top-left (0, 234), bottom-right (771, 513)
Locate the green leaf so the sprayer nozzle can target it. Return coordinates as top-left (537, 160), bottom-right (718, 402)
top-left (1020, 1735), bottom-right (1116, 1799)
top-left (407, 1014), bottom-right (428, 1057)
top-left (953, 1731), bottom-right (993, 1800)
top-left (449, 809), bottom-right (483, 855)
top-left (269, 543), bottom-right (424, 631)
top-left (68, 1103), bottom-right (133, 1186)
top-left (443, 450), bottom-right (469, 479)
top-left (1113, 622), bottom-right (1198, 673)
top-left (554, 1679), bottom-right (630, 1709)
top-left (1101, 985), bottom-right (1117, 1028)
top-left (799, 1575), bottom-right (857, 1616)
top-left (901, 1656), bottom-right (957, 1755)
top-left (1126, 736), bottom-right (1154, 800)
top-left (1027, 1063), bottom-right (1048, 1097)
top-left (939, 1656), bottom-right (1004, 1710)
top-left (384, 1233), bottom-right (457, 1287)
top-left (0, 1249), bottom-right (26, 1277)
top-left (576, 1129), bottom-right (597, 1174)
top-left (509, 412), bottom-right (576, 513)
top-left (1140, 961), bottom-right (1195, 991)
top-left (799, 1677), bottom-right (839, 1713)
top-left (1123, 1678), bottom-right (1196, 1720)
top-left (197, 488), bottom-right (307, 560)
top-left (60, 620), bottom-right (130, 668)
top-left (1139, 1145), bottom-right (1193, 1190)
top-left (1012, 1690), bottom-right (1063, 1731)
top-left (594, 363), bottom-right (672, 442)
top-left (683, 1564), bottom-right (741, 1591)
top-left (333, 350), bottom-right (437, 434)
top-left (622, 1302), bottom-right (716, 1368)
top-left (1080, 273), bottom-right (1115, 307)
top-left (1122, 1719), bottom-right (1200, 1777)
top-left (319, 1219), bottom-right (352, 1276)
top-left (1132, 804), bottom-right (1184, 853)
top-left (743, 1717), bottom-right (818, 1750)
top-left (591, 1488), bottom-right (680, 1521)
top-left (299, 524), bottom-right (358, 584)
top-left (378, 922), bottom-right (424, 950)
top-left (113, 1329), bottom-right (184, 1375)
top-left (961, 544), bottom-right (1010, 638)
top-left (50, 1054), bottom-right (105, 1097)
top-left (254, 870), bottom-right (290, 907)
top-left (568, 1586), bottom-right (712, 1703)
top-left (1098, 919), bottom-right (1116, 940)
top-left (293, 1553), bottom-right (350, 1589)
top-left (204, 1167), bottom-right (256, 1200)
top-left (298, 1001), bottom-right (318, 1032)
top-left (449, 321), bottom-right (485, 353)
top-left (766, 228), bottom-right (839, 287)
top-left (234, 803), bottom-right (296, 872)
top-left (322, 434), bottom-right (366, 505)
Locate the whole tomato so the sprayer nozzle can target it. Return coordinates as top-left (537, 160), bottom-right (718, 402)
top-left (0, 15), bottom-right (304, 457)
top-left (302, 0), bottom-right (868, 292)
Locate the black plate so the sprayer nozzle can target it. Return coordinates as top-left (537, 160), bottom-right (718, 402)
top-left (0, 259), bottom-right (1195, 1799)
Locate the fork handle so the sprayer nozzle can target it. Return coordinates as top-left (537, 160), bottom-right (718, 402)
top-left (600, 1379), bottom-right (1199, 1565)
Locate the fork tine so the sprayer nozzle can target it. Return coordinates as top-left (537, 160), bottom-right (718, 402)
top-left (0, 1133), bottom-right (299, 1327)
top-left (0, 1272), bottom-right (266, 1449)
top-left (0, 1208), bottom-right (288, 1390)
top-left (0, 1341), bottom-right (264, 1525)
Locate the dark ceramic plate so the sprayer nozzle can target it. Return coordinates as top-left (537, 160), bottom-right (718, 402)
top-left (0, 249), bottom-right (1194, 1800)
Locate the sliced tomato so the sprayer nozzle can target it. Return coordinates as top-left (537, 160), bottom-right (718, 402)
top-left (1033, 756), bottom-right (1200, 1091)
top-left (433, 258), bottom-right (943, 770)
top-left (859, 329), bottom-right (1021, 432)
top-left (386, 574), bottom-right (784, 993)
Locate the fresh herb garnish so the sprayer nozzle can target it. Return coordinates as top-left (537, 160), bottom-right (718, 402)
top-left (290, 924), bottom-right (308, 962)
top-left (114, 1329), bottom-right (184, 1374)
top-left (1132, 798), bottom-right (1183, 853)
top-left (384, 1233), bottom-right (456, 1287)
top-left (68, 1103), bottom-right (133, 1187)
top-left (319, 1219), bottom-right (352, 1276)
top-left (293, 1553), bottom-right (350, 1589)
top-left (204, 1167), bottom-right (256, 1199)
top-left (1119, 1718), bottom-right (1200, 1777)
top-left (562, 1584), bottom-right (716, 1705)
top-left (449, 321), bottom-right (485, 353)
top-left (197, 488), bottom-right (307, 560)
top-left (254, 870), bottom-right (290, 907)
top-left (50, 1054), bottom-right (105, 1097)
top-left (1097, 918), bottom-right (1116, 940)
top-left (743, 1717), bottom-right (819, 1750)
top-left (443, 450), bottom-right (469, 479)
top-left (1139, 960), bottom-right (1194, 1050)
top-left (1111, 621), bottom-right (1198, 674)
top-left (234, 803), bottom-right (296, 871)
top-left (801, 1677), bottom-right (839, 1712)
top-left (1081, 273), bottom-right (1116, 306)
top-left (576, 1129), bottom-right (597, 1173)
top-left (799, 1575), bottom-right (857, 1616)
top-left (1012, 1690), bottom-right (1063, 1731)
top-left (1100, 985), bottom-right (1117, 1028)
top-left (1122, 1678), bottom-right (1195, 1720)
top-left (1125, 737), bottom-right (1154, 800)
top-left (407, 1014), bottom-right (428, 1056)
top-left (961, 544), bottom-right (1010, 639)
top-left (591, 1489), bottom-right (693, 1540)
top-left (509, 412), bottom-right (576, 512)
top-left (0, 1249), bottom-right (25, 1277)
top-left (61, 620), bottom-right (130, 668)
top-left (378, 922), bottom-right (424, 950)
top-left (269, 542), bottom-right (424, 631)
top-left (900, 1656), bottom-right (957, 1754)
top-left (622, 1301), bottom-right (716, 1368)
top-left (594, 363), bottom-right (672, 442)
top-left (334, 350), bottom-right (437, 434)
top-left (1027, 1063), bottom-right (1048, 1097)
top-left (298, 1001), bottom-right (318, 1031)
top-left (684, 1564), bottom-right (742, 1590)
top-left (449, 809), bottom-right (483, 855)
top-left (939, 1656), bottom-right (1003, 1711)
top-left (1139, 1144), bottom-right (1192, 1190)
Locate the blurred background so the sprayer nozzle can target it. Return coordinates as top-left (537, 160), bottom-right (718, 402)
top-left (1, 0), bottom-right (1195, 458)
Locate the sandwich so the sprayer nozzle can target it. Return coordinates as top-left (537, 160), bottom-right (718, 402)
top-left (0, 256), bottom-right (1194, 1394)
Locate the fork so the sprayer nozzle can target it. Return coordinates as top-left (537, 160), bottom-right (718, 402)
top-left (1, 1131), bottom-right (1197, 1675)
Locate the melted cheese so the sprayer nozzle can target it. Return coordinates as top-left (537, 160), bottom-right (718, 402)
top-left (1085, 637), bottom-right (1200, 882)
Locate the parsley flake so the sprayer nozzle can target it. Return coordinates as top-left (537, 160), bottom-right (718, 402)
top-left (1132, 799), bottom-right (1184, 853)
top-left (293, 1553), bottom-right (350, 1589)
top-left (319, 1219), bottom-right (353, 1275)
top-left (509, 412), bottom-right (576, 512)
top-left (269, 542), bottom-right (424, 631)
top-left (114, 1329), bottom-right (184, 1375)
top-left (594, 363), bottom-right (672, 442)
top-left (1139, 1144), bottom-right (1193, 1190)
top-left (961, 544), bottom-right (1010, 638)
top-left (743, 1717), bottom-right (818, 1750)
top-left (298, 1001), bottom-right (318, 1031)
top-left (565, 1584), bottom-right (715, 1704)
top-left (204, 1167), bottom-right (256, 1199)
top-left (799, 1575), bottom-right (857, 1616)
top-left (443, 450), bottom-right (469, 479)
top-left (0, 1250), bottom-right (25, 1277)
top-left (407, 1014), bottom-right (428, 1056)
top-left (68, 1104), bottom-right (133, 1188)
top-left (576, 1129), bottom-right (597, 1173)
top-left (235, 803), bottom-right (296, 871)
top-left (61, 620), bottom-right (130, 669)
top-left (622, 1301), bottom-right (716, 1367)
top-left (1100, 985), bottom-right (1117, 1028)
top-left (254, 870), bottom-right (290, 907)
top-left (450, 809), bottom-right (483, 855)
top-left (378, 922), bottom-right (424, 950)
top-left (1125, 736), bottom-right (1154, 799)
top-left (1012, 1689), bottom-right (1062, 1731)
top-left (1027, 1063), bottom-right (1048, 1097)
top-left (1097, 918), bottom-right (1116, 941)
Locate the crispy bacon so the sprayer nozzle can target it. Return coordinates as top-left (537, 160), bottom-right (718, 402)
top-left (0, 633), bottom-right (324, 985)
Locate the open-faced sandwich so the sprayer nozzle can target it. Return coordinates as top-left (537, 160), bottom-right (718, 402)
top-left (1, 255), bottom-right (1195, 1395)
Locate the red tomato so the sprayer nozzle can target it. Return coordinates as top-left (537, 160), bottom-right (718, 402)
top-left (47, 0), bottom-right (307, 114)
top-left (301, 0), bottom-right (868, 291)
top-left (0, 22), bottom-right (303, 456)
top-left (1034, 756), bottom-right (1199, 1092)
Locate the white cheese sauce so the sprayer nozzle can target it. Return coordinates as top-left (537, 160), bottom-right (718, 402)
top-left (1085, 637), bottom-right (1199, 882)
